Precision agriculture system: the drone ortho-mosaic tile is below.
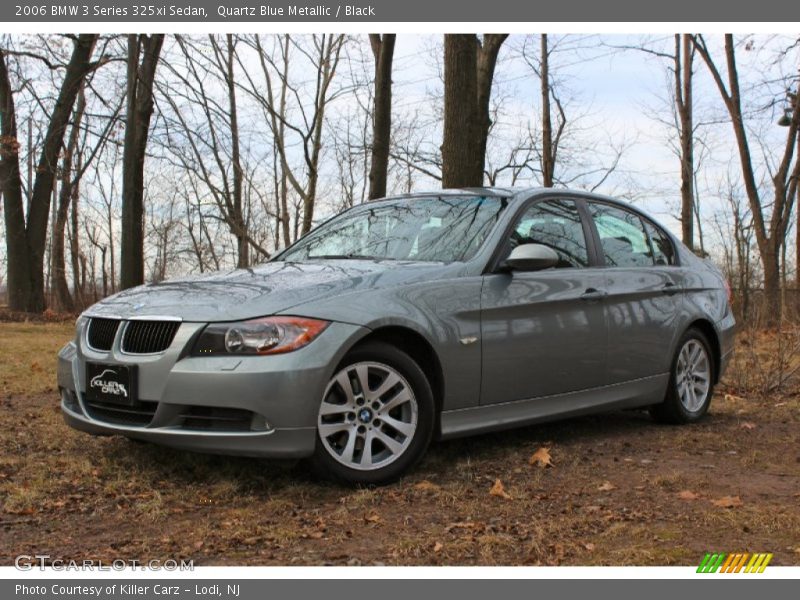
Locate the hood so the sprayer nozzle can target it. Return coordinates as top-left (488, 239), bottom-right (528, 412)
top-left (84, 260), bottom-right (454, 322)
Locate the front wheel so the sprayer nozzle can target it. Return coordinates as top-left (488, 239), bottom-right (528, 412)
top-left (651, 328), bottom-right (715, 424)
top-left (310, 341), bottom-right (435, 485)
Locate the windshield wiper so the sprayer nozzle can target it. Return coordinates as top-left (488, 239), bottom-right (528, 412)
top-left (306, 253), bottom-right (383, 260)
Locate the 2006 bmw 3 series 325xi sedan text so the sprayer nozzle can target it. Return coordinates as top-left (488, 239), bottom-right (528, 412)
top-left (58, 188), bottom-right (735, 484)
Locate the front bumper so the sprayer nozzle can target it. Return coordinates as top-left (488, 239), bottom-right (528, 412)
top-left (57, 320), bottom-right (368, 458)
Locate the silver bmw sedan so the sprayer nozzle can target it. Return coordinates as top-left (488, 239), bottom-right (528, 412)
top-left (58, 188), bottom-right (735, 484)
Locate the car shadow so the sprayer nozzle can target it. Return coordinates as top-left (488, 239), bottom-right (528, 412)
top-left (100, 406), bottom-right (729, 494)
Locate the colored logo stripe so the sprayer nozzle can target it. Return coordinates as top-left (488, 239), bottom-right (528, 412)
top-left (697, 552), bottom-right (772, 573)
top-left (697, 553), bottom-right (726, 573)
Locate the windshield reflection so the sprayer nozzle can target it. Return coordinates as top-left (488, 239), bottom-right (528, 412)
top-left (279, 196), bottom-right (506, 263)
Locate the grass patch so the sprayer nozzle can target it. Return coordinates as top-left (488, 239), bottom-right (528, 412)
top-left (0, 320), bottom-right (798, 566)
top-left (0, 322), bottom-right (75, 397)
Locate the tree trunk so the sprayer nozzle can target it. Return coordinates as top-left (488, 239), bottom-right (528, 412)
top-left (121, 34), bottom-right (164, 290)
top-left (1, 34), bottom-right (97, 312)
top-left (476, 34), bottom-right (508, 183)
top-left (442, 34), bottom-right (507, 188)
top-left (763, 245), bottom-right (781, 325)
top-left (226, 34), bottom-right (248, 268)
top-left (676, 34), bottom-right (695, 250)
top-left (52, 88), bottom-right (86, 312)
top-left (540, 34), bottom-right (555, 187)
top-left (368, 34), bottom-right (395, 200)
top-left (0, 50), bottom-right (32, 311)
top-left (442, 35), bottom-right (481, 188)
top-left (71, 180), bottom-right (84, 307)
top-left (693, 34), bottom-right (800, 326)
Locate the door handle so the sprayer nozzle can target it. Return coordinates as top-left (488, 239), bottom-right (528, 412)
top-left (662, 282), bottom-right (680, 296)
top-left (580, 288), bottom-right (607, 301)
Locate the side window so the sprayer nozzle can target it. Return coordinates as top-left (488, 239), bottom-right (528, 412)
top-left (642, 220), bottom-right (676, 266)
top-left (510, 199), bottom-right (589, 268)
top-left (587, 203), bottom-right (653, 268)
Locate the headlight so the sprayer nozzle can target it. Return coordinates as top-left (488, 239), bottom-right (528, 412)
top-left (191, 316), bottom-right (330, 356)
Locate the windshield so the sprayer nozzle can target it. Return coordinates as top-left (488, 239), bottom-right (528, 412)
top-left (279, 196), bottom-right (506, 263)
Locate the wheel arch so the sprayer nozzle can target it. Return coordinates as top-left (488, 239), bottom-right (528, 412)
top-left (685, 318), bottom-right (722, 384)
top-left (347, 325), bottom-right (445, 422)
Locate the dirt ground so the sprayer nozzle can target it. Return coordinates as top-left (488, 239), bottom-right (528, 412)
top-left (1, 321), bottom-right (798, 566)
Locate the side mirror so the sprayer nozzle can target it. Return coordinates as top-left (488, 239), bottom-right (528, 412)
top-left (502, 243), bottom-right (559, 272)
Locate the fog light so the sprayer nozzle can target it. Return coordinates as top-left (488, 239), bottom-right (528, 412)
top-left (61, 388), bottom-right (81, 413)
top-left (250, 414), bottom-right (272, 432)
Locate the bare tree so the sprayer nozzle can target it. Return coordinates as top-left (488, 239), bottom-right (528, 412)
top-left (242, 34), bottom-right (347, 236)
top-left (367, 34), bottom-right (395, 200)
top-left (518, 35), bottom-right (628, 192)
top-left (50, 88), bottom-right (86, 312)
top-left (606, 35), bottom-right (699, 248)
top-left (442, 34), bottom-right (508, 188)
top-left (224, 34), bottom-right (247, 267)
top-left (674, 34), bottom-right (696, 250)
top-left (533, 34), bottom-right (566, 187)
top-left (693, 34), bottom-right (800, 325)
top-left (50, 84), bottom-right (123, 311)
top-left (121, 34), bottom-right (164, 290)
top-left (158, 35), bottom-right (270, 267)
top-left (1, 34), bottom-right (99, 312)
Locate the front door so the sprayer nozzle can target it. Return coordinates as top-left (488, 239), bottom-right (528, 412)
top-left (480, 198), bottom-right (608, 405)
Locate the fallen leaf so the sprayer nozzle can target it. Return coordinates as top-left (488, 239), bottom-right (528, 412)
top-left (711, 495), bottom-right (743, 508)
top-left (489, 478), bottom-right (513, 500)
top-left (583, 542), bottom-right (595, 551)
top-left (445, 521), bottom-right (481, 532)
top-left (739, 422), bottom-right (756, 430)
top-left (597, 481), bottom-right (616, 492)
top-left (774, 402), bottom-right (787, 408)
top-left (677, 490), bottom-right (700, 501)
top-left (433, 541), bottom-right (443, 553)
top-left (724, 393), bottom-right (746, 402)
top-left (550, 542), bottom-right (566, 561)
top-left (193, 540), bottom-right (204, 549)
top-left (529, 447), bottom-right (554, 468)
top-left (414, 480), bottom-right (440, 491)
top-left (5, 507), bottom-right (36, 515)
top-left (364, 513), bottom-right (381, 523)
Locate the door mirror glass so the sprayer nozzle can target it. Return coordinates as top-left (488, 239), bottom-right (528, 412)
top-left (503, 243), bottom-right (559, 271)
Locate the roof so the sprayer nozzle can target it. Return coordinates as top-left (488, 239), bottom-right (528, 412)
top-left (378, 187), bottom-right (638, 209)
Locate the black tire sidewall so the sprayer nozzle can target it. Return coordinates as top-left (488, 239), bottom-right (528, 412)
top-left (311, 341), bottom-right (435, 485)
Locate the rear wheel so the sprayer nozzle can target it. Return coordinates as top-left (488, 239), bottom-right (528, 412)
top-left (310, 341), bottom-right (435, 485)
top-left (651, 328), bottom-right (715, 424)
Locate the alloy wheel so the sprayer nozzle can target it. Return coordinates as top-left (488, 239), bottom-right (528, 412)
top-left (675, 339), bottom-right (711, 412)
top-left (318, 361), bottom-right (418, 471)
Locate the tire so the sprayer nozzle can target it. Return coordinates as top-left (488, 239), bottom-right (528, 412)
top-left (309, 341), bottom-right (435, 485)
top-left (650, 327), bottom-right (716, 424)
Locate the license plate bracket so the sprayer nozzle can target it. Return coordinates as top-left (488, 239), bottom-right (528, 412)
top-left (85, 362), bottom-right (137, 406)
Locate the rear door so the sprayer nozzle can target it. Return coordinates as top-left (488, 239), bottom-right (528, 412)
top-left (584, 201), bottom-right (683, 384)
top-left (480, 198), bottom-right (608, 405)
